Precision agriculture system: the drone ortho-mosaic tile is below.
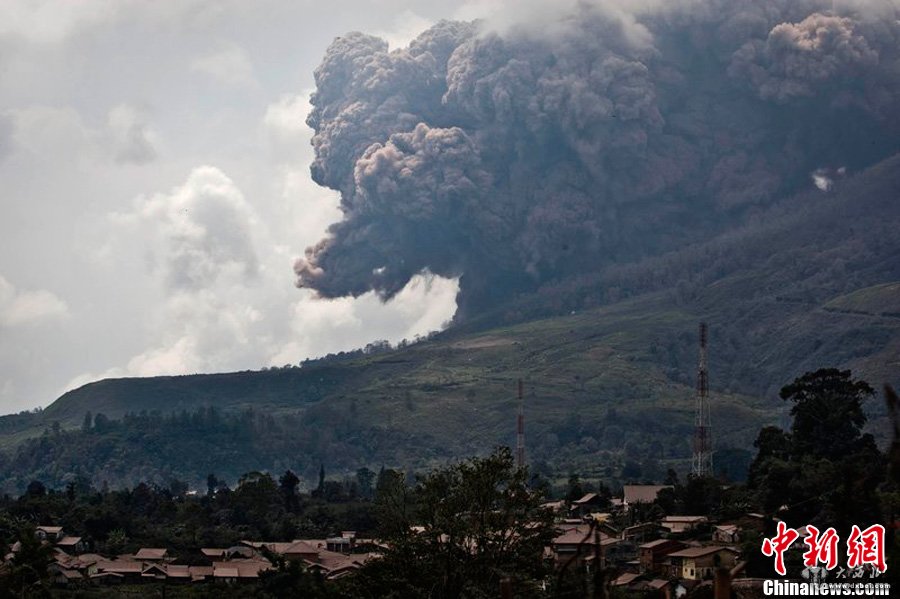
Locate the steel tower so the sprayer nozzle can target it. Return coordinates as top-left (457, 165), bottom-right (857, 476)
top-left (691, 322), bottom-right (713, 477)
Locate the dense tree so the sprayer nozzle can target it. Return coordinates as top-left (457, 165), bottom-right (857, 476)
top-left (564, 473), bottom-right (583, 502)
top-left (313, 464), bottom-right (325, 498)
top-left (25, 480), bottom-right (46, 498)
top-left (356, 467), bottom-right (375, 499)
top-left (93, 412), bottom-right (110, 433)
top-left (353, 448), bottom-right (555, 598)
top-left (780, 368), bottom-right (874, 461)
top-left (882, 385), bottom-right (900, 590)
top-left (279, 469), bottom-right (300, 511)
top-left (0, 526), bottom-right (55, 597)
top-left (257, 554), bottom-right (337, 598)
top-left (747, 369), bottom-right (884, 532)
top-left (713, 447), bottom-right (753, 482)
top-left (233, 472), bottom-right (283, 537)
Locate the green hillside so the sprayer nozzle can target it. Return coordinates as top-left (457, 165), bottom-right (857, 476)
top-left (0, 153), bottom-right (898, 492)
top-left (825, 282), bottom-right (900, 316)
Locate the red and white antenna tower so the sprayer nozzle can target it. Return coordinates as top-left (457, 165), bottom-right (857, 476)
top-left (516, 378), bottom-right (526, 470)
top-left (691, 322), bottom-right (713, 477)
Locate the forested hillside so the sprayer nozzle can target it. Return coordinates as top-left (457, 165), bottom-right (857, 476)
top-left (0, 153), bottom-right (898, 493)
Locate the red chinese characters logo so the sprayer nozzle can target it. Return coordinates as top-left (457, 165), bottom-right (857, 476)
top-left (761, 522), bottom-right (888, 576)
top-left (847, 524), bottom-right (886, 573)
top-left (803, 525), bottom-right (840, 570)
top-left (762, 521), bottom-right (800, 576)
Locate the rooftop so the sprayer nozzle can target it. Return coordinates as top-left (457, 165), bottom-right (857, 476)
top-left (134, 548), bottom-right (168, 560)
top-left (640, 539), bottom-right (681, 549)
top-left (662, 515), bottom-right (707, 522)
top-left (573, 493), bottom-right (599, 505)
top-left (668, 546), bottom-right (738, 559)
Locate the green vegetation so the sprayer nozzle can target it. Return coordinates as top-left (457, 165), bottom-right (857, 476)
top-left (0, 470), bottom-right (372, 598)
top-left (1, 152), bottom-right (899, 491)
top-left (0, 523), bottom-right (56, 597)
top-left (347, 447), bottom-right (555, 598)
top-left (0, 471), bottom-right (375, 560)
top-left (1, 372), bottom-right (898, 597)
top-left (2, 270), bottom-right (898, 490)
top-left (825, 282), bottom-right (900, 316)
top-left (748, 369), bottom-right (884, 533)
top-left (0, 298), bottom-right (780, 492)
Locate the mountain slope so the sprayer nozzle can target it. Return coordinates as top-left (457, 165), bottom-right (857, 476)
top-left (0, 153), bottom-right (898, 491)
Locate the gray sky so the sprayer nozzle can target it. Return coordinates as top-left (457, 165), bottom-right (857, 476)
top-left (0, 0), bottom-right (514, 413)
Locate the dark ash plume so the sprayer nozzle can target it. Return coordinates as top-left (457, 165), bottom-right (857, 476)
top-left (296, 1), bottom-right (900, 319)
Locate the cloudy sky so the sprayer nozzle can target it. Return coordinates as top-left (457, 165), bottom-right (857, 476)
top-left (0, 0), bottom-right (515, 413)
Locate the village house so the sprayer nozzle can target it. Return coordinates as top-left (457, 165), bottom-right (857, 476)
top-left (243, 540), bottom-right (320, 562)
top-left (11, 529), bottom-right (385, 589)
top-left (55, 535), bottom-right (87, 554)
top-left (638, 538), bottom-right (688, 575)
top-left (570, 493), bottom-right (606, 518)
top-left (35, 526), bottom-right (64, 542)
top-left (200, 546), bottom-right (256, 561)
top-left (713, 524), bottom-right (741, 544)
top-left (665, 545), bottom-right (739, 580)
top-left (306, 551), bottom-right (375, 580)
top-left (620, 522), bottom-right (662, 544)
top-left (211, 559), bottom-right (271, 582)
top-left (48, 562), bottom-right (86, 587)
top-left (325, 531), bottom-right (358, 553)
top-left (549, 525), bottom-right (621, 569)
top-left (133, 548), bottom-right (169, 562)
top-left (661, 515), bottom-right (708, 535)
top-left (613, 572), bottom-right (673, 597)
top-left (241, 538), bottom-right (380, 579)
top-left (141, 563), bottom-right (191, 582)
top-left (92, 559), bottom-right (145, 584)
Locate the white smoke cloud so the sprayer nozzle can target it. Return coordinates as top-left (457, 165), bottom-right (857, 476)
top-left (0, 0), bottom-right (477, 413)
top-left (190, 43), bottom-right (258, 88)
top-left (371, 10), bottom-right (434, 49)
top-left (9, 105), bottom-right (96, 162)
top-left (71, 164), bottom-right (456, 390)
top-left (9, 104), bottom-right (160, 166)
top-left (0, 275), bottom-right (68, 327)
top-left (263, 93), bottom-right (316, 163)
top-left (0, 113), bottom-right (13, 161)
top-left (107, 104), bottom-right (158, 165)
top-left (812, 168), bottom-right (834, 191)
top-left (0, 0), bottom-right (118, 44)
top-left (270, 272), bottom-right (458, 365)
top-left (114, 166), bottom-right (262, 291)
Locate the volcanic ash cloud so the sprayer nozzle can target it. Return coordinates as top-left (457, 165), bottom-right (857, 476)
top-left (296, 1), bottom-right (900, 319)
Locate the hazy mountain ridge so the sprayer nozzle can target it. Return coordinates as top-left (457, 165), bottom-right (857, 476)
top-left (0, 151), bottom-right (897, 491)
